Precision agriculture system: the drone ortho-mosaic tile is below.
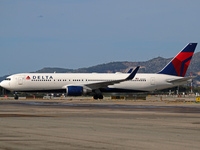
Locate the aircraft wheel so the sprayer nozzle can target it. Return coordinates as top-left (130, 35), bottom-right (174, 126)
top-left (93, 95), bottom-right (98, 100)
top-left (14, 94), bottom-right (18, 100)
top-left (98, 95), bottom-right (103, 99)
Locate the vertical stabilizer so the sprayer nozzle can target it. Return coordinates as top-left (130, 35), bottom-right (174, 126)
top-left (158, 43), bottom-right (197, 77)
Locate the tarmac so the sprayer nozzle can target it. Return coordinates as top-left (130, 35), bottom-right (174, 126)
top-left (0, 99), bottom-right (200, 150)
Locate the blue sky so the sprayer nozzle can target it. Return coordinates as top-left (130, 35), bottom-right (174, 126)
top-left (0, 0), bottom-right (200, 76)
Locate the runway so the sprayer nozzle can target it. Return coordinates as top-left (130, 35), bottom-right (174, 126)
top-left (0, 99), bottom-right (200, 150)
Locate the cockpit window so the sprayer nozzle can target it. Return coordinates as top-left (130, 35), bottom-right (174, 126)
top-left (5, 78), bottom-right (11, 81)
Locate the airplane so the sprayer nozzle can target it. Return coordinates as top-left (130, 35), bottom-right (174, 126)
top-left (0, 43), bottom-right (197, 100)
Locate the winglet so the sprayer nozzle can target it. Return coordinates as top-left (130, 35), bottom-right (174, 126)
top-left (127, 68), bottom-right (133, 73)
top-left (126, 66), bottom-right (140, 80)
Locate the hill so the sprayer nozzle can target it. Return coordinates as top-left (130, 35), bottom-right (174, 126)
top-left (0, 75), bottom-right (8, 82)
top-left (34, 52), bottom-right (200, 75)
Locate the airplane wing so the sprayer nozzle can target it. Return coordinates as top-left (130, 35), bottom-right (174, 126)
top-left (83, 66), bottom-right (140, 90)
top-left (166, 76), bottom-right (195, 84)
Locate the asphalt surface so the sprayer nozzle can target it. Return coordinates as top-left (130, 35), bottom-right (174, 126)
top-left (0, 99), bottom-right (200, 150)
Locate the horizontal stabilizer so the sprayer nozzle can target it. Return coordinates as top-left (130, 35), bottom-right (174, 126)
top-left (166, 76), bottom-right (195, 84)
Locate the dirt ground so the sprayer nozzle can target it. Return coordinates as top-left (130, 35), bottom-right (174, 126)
top-left (0, 99), bottom-right (200, 150)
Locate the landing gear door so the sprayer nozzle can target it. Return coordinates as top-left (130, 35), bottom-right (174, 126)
top-left (150, 77), bottom-right (155, 85)
top-left (18, 77), bottom-right (23, 85)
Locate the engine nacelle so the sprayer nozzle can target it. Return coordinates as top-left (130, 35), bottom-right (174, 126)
top-left (66, 86), bottom-right (83, 96)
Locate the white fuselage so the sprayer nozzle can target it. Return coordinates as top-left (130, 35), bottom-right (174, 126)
top-left (0, 73), bottom-right (187, 94)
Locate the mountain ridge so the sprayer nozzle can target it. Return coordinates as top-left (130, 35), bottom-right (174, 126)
top-left (34, 57), bottom-right (172, 74)
top-left (27, 52), bottom-right (200, 75)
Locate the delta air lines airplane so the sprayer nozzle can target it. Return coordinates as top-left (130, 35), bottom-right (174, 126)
top-left (0, 43), bottom-right (197, 99)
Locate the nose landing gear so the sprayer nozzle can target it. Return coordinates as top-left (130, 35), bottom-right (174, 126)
top-left (14, 92), bottom-right (18, 100)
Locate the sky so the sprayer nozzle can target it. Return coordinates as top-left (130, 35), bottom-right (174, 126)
top-left (0, 0), bottom-right (200, 76)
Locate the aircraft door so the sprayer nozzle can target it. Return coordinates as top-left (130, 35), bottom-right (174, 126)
top-left (18, 77), bottom-right (23, 85)
top-left (150, 77), bottom-right (155, 85)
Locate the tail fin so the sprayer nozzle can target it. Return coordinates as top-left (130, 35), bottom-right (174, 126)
top-left (158, 43), bottom-right (197, 77)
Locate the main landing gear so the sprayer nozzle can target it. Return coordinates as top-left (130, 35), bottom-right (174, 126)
top-left (92, 89), bottom-right (103, 100)
top-left (93, 94), bottom-right (103, 100)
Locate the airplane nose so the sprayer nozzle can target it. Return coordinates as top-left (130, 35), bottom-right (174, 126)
top-left (0, 81), bottom-right (4, 88)
top-left (0, 81), bottom-right (10, 89)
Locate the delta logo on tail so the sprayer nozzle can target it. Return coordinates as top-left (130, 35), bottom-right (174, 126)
top-left (158, 43), bottom-right (197, 77)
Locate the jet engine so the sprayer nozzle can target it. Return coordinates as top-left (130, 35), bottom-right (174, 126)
top-left (66, 86), bottom-right (83, 96)
top-left (66, 86), bottom-right (91, 96)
